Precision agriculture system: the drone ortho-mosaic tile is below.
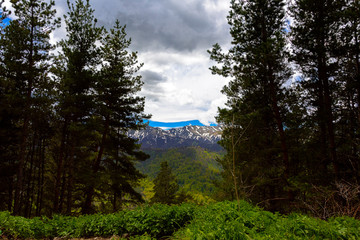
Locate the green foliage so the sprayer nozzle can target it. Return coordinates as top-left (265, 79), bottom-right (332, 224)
top-left (2, 201), bottom-right (360, 239)
top-left (175, 201), bottom-right (360, 240)
top-left (138, 178), bottom-right (155, 202)
top-left (138, 147), bottom-right (222, 195)
top-left (151, 161), bottom-right (179, 204)
top-left (0, 204), bottom-right (196, 239)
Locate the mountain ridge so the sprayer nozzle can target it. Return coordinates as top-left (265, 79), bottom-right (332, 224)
top-left (129, 125), bottom-right (223, 151)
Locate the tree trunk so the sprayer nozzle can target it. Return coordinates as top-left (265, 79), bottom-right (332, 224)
top-left (317, 47), bottom-right (339, 178)
top-left (231, 116), bottom-right (241, 211)
top-left (260, 14), bottom-right (292, 201)
top-left (24, 137), bottom-right (36, 217)
top-left (316, 3), bottom-right (338, 179)
top-left (83, 117), bottom-right (110, 214)
top-left (35, 139), bottom-right (45, 216)
top-left (54, 119), bottom-right (68, 213)
top-left (14, 9), bottom-right (35, 215)
top-left (269, 79), bottom-right (293, 200)
top-left (66, 145), bottom-right (75, 215)
top-left (13, 118), bottom-right (29, 215)
top-left (113, 191), bottom-right (118, 213)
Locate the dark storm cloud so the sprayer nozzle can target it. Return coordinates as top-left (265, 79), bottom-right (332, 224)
top-left (140, 70), bottom-right (168, 101)
top-left (56, 0), bottom-right (230, 52)
top-left (141, 70), bottom-right (167, 90)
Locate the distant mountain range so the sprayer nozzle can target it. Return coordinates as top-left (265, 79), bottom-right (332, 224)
top-left (129, 123), bottom-right (224, 195)
top-left (128, 125), bottom-right (223, 151)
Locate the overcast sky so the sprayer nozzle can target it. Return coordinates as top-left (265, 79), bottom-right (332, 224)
top-left (4, 0), bottom-right (232, 125)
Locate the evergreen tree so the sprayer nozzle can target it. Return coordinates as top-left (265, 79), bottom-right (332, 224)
top-left (209, 0), bottom-right (293, 210)
top-left (0, 0), bottom-right (150, 216)
top-left (289, 0), bottom-right (346, 181)
top-left (0, 0), bottom-right (59, 216)
top-left (151, 161), bottom-right (179, 205)
top-left (335, 0), bottom-right (360, 183)
top-left (82, 20), bottom-right (150, 213)
top-left (0, 1), bottom-right (15, 213)
top-left (52, 0), bottom-right (104, 214)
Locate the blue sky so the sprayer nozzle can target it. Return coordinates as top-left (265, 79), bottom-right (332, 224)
top-left (0, 8), bottom-right (10, 26)
top-left (146, 120), bottom-right (217, 128)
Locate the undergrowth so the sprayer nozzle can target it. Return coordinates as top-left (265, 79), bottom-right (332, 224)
top-left (1, 201), bottom-right (360, 239)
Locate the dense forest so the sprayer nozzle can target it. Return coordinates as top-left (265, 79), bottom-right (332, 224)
top-left (138, 147), bottom-right (222, 195)
top-left (211, 0), bottom-right (360, 217)
top-left (0, 0), bottom-right (149, 216)
top-left (1, 0), bottom-right (360, 222)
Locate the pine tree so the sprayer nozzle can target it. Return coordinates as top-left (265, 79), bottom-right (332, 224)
top-left (82, 20), bottom-right (150, 213)
top-left (52, 0), bottom-right (103, 214)
top-left (0, 1), bottom-right (16, 213)
top-left (290, 0), bottom-right (346, 181)
top-left (0, 0), bottom-right (59, 215)
top-left (335, 0), bottom-right (360, 183)
top-left (151, 161), bottom-right (179, 205)
top-left (209, 0), bottom-right (293, 210)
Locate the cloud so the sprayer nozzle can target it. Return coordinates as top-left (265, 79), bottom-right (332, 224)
top-left (84, 0), bottom-right (231, 52)
top-left (141, 70), bottom-right (167, 90)
top-left (4, 0), bottom-right (232, 125)
top-left (140, 70), bottom-right (168, 102)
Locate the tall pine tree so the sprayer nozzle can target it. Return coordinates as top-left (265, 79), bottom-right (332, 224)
top-left (290, 0), bottom-right (346, 181)
top-left (52, 0), bottom-right (103, 214)
top-left (82, 20), bottom-right (150, 213)
top-left (335, 0), bottom-right (360, 183)
top-left (209, 0), bottom-right (293, 210)
top-left (0, 0), bottom-right (59, 216)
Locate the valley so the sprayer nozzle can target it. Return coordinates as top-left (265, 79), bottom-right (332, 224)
top-left (129, 125), bottom-right (224, 195)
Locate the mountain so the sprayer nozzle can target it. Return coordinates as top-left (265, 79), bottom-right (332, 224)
top-left (129, 125), bottom-right (223, 151)
top-left (129, 124), bottom-right (224, 195)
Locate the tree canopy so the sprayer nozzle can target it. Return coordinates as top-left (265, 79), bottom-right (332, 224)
top-left (0, 0), bottom-right (149, 216)
top-left (211, 0), bottom-right (360, 215)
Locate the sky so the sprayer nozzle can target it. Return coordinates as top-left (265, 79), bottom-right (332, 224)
top-left (145, 120), bottom-right (217, 129)
top-left (2, 0), bottom-right (232, 126)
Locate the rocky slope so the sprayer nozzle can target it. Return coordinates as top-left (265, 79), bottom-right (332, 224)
top-left (128, 125), bottom-right (223, 151)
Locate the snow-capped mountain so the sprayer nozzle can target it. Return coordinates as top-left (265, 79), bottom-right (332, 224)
top-left (128, 125), bottom-right (223, 151)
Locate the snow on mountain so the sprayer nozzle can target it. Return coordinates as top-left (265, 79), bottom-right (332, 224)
top-left (128, 125), bottom-right (223, 151)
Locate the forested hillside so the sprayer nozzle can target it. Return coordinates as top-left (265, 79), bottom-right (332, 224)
top-left (137, 147), bottom-right (222, 195)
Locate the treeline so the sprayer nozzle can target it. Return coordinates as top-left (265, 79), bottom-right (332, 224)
top-left (0, 0), bottom-right (149, 217)
top-left (212, 0), bottom-right (360, 217)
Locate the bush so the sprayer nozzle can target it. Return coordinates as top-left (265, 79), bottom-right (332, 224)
top-left (0, 204), bottom-right (196, 239)
top-left (1, 201), bottom-right (360, 239)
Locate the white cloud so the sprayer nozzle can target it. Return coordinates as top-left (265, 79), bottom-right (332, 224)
top-left (3, 0), bottom-right (232, 125)
top-left (138, 48), bottom-right (230, 124)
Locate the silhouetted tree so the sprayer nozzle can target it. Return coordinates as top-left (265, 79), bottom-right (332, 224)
top-left (209, 0), bottom-right (293, 210)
